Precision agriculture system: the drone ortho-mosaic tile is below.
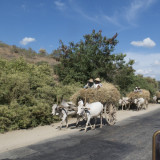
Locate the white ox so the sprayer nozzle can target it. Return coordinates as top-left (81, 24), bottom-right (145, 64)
top-left (77, 100), bottom-right (103, 132)
top-left (52, 101), bottom-right (77, 129)
top-left (119, 97), bottom-right (130, 110)
top-left (134, 98), bottom-right (145, 110)
top-left (153, 96), bottom-right (157, 103)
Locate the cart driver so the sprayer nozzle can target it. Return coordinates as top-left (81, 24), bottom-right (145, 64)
top-left (137, 87), bottom-right (142, 92)
top-left (94, 78), bottom-right (102, 89)
top-left (84, 79), bottom-right (94, 89)
top-left (134, 87), bottom-right (138, 92)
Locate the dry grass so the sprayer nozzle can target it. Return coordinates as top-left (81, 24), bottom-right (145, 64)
top-left (70, 82), bottom-right (120, 105)
top-left (0, 45), bottom-right (58, 66)
top-left (127, 89), bottom-right (150, 100)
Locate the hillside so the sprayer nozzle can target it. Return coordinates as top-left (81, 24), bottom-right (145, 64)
top-left (0, 41), bottom-right (58, 66)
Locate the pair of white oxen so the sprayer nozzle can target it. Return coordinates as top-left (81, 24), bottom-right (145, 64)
top-left (119, 97), bottom-right (148, 110)
top-left (52, 100), bottom-right (104, 132)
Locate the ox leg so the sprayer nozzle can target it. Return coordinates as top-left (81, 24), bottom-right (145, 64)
top-left (66, 116), bottom-right (68, 128)
top-left (125, 104), bottom-right (127, 110)
top-left (145, 100), bottom-right (148, 109)
top-left (92, 118), bottom-right (97, 129)
top-left (60, 121), bottom-right (63, 130)
top-left (143, 103), bottom-right (146, 109)
top-left (128, 103), bottom-right (130, 110)
top-left (60, 114), bottom-right (67, 130)
top-left (76, 115), bottom-right (80, 127)
top-left (126, 104), bottom-right (128, 110)
top-left (143, 104), bottom-right (145, 110)
top-left (100, 113), bottom-right (103, 128)
top-left (85, 115), bottom-right (91, 132)
top-left (122, 104), bottom-right (125, 111)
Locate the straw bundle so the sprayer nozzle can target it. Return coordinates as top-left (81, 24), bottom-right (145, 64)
top-left (127, 89), bottom-right (150, 100)
top-left (70, 82), bottom-right (120, 105)
top-left (156, 91), bottom-right (160, 98)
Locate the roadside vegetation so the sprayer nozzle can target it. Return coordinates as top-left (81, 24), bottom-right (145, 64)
top-left (0, 30), bottom-right (158, 133)
top-left (0, 58), bottom-right (81, 132)
top-left (53, 30), bottom-right (158, 96)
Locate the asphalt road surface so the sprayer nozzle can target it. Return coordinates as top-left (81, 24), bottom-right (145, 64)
top-left (1, 107), bottom-right (160, 160)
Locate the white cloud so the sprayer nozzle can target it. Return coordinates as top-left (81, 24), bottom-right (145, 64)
top-left (154, 60), bottom-right (160, 65)
top-left (67, 0), bottom-right (156, 29)
top-left (136, 68), bottom-right (152, 75)
top-left (54, 0), bottom-right (65, 10)
top-left (125, 0), bottom-right (155, 22)
top-left (68, 1), bottom-right (122, 27)
top-left (20, 37), bottom-right (36, 45)
top-left (125, 52), bottom-right (160, 80)
top-left (130, 37), bottom-right (156, 48)
top-left (103, 15), bottom-right (121, 27)
top-left (68, 1), bottom-right (100, 24)
top-left (150, 75), bottom-right (156, 78)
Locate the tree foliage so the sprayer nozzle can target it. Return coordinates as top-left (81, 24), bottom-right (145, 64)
top-left (54, 30), bottom-right (122, 84)
top-left (54, 30), bottom-right (135, 89)
top-left (54, 30), bottom-right (158, 96)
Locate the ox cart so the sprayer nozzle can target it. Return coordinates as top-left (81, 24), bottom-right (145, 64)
top-left (71, 82), bottom-right (120, 126)
top-left (127, 89), bottom-right (150, 110)
top-left (156, 91), bottom-right (160, 104)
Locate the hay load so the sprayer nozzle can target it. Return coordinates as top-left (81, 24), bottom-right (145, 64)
top-left (71, 82), bottom-right (120, 105)
top-left (156, 91), bottom-right (160, 98)
top-left (127, 89), bottom-right (150, 100)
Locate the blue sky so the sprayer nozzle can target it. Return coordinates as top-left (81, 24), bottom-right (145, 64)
top-left (1, 0), bottom-right (160, 80)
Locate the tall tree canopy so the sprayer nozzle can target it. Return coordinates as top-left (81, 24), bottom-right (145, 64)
top-left (54, 30), bottom-right (134, 85)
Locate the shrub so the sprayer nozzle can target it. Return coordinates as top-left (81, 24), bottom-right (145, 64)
top-left (0, 58), bottom-right (57, 133)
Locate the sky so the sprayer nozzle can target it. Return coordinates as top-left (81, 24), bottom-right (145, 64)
top-left (0, 0), bottom-right (160, 80)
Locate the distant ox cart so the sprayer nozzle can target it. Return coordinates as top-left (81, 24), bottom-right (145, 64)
top-left (127, 89), bottom-right (150, 110)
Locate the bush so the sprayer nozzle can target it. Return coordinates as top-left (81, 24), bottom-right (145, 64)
top-left (0, 58), bottom-right (57, 133)
top-left (0, 58), bottom-right (83, 133)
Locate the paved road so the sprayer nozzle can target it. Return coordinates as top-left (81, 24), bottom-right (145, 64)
top-left (1, 107), bottom-right (160, 160)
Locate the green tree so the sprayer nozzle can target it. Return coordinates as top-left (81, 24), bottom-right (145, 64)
top-left (54, 30), bottom-right (134, 85)
top-left (113, 58), bottom-right (135, 95)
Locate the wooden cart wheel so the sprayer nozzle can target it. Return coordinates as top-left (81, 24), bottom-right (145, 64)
top-left (104, 104), bottom-right (116, 125)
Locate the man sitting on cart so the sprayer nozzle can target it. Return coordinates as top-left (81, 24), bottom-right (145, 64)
top-left (137, 87), bottom-right (142, 92)
top-left (134, 87), bottom-right (138, 92)
top-left (134, 86), bottom-right (142, 92)
top-left (94, 78), bottom-right (102, 89)
top-left (84, 78), bottom-right (94, 89)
